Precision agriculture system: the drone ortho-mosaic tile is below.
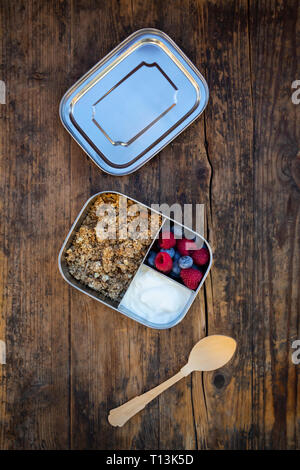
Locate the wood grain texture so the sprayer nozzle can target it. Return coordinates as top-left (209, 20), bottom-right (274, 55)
top-left (249, 0), bottom-right (300, 450)
top-left (0, 0), bottom-right (71, 449)
top-left (0, 0), bottom-right (299, 450)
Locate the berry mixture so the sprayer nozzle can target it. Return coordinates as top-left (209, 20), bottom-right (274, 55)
top-left (145, 227), bottom-right (210, 290)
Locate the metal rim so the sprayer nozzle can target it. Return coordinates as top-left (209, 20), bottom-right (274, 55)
top-left (59, 29), bottom-right (209, 176)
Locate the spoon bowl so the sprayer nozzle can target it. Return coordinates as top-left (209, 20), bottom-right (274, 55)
top-left (186, 335), bottom-right (237, 372)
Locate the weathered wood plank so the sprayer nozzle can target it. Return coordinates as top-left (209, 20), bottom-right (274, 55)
top-left (0, 0), bottom-right (299, 450)
top-left (249, 0), bottom-right (300, 450)
top-left (69, 0), bottom-right (161, 450)
top-left (0, 0), bottom-right (71, 449)
top-left (149, 0), bottom-right (211, 450)
top-left (0, 0), bottom-right (8, 447)
top-left (196, 0), bottom-right (254, 449)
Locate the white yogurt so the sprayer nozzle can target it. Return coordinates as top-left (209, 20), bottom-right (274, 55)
top-left (119, 265), bottom-right (192, 324)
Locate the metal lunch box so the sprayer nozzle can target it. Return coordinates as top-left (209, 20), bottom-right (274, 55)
top-left (59, 28), bottom-right (209, 176)
top-left (58, 191), bottom-right (212, 329)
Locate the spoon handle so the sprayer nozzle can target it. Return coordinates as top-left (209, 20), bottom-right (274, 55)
top-left (108, 366), bottom-right (191, 427)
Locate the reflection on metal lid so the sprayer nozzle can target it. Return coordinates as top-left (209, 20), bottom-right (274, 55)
top-left (60, 28), bottom-right (209, 176)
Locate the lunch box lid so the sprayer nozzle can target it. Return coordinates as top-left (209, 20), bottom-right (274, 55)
top-left (60, 28), bottom-right (209, 176)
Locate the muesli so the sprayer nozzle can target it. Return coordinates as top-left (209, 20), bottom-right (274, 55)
top-left (65, 193), bottom-right (161, 301)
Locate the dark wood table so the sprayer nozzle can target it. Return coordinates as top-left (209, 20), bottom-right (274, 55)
top-left (0, 0), bottom-right (299, 450)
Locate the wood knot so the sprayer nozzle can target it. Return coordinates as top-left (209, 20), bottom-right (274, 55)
top-left (31, 72), bottom-right (48, 81)
top-left (213, 373), bottom-right (225, 389)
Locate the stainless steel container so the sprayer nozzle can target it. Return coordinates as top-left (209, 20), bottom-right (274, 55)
top-left (60, 29), bottom-right (209, 175)
top-left (58, 191), bottom-right (212, 329)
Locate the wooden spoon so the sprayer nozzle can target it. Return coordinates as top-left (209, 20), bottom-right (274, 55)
top-left (108, 335), bottom-right (237, 427)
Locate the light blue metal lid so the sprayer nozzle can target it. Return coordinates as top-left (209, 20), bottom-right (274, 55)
top-left (60, 29), bottom-right (209, 176)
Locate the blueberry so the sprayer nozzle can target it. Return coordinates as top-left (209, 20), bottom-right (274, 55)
top-left (148, 250), bottom-right (156, 267)
top-left (171, 261), bottom-right (181, 277)
top-left (179, 256), bottom-right (193, 269)
top-left (173, 251), bottom-right (181, 262)
top-left (160, 248), bottom-right (175, 258)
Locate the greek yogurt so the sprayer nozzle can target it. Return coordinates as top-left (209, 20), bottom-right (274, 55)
top-left (119, 265), bottom-right (192, 324)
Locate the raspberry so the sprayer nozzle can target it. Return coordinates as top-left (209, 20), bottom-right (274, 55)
top-left (192, 247), bottom-right (210, 266)
top-left (176, 238), bottom-right (197, 256)
top-left (155, 252), bottom-right (173, 273)
top-left (158, 231), bottom-right (176, 249)
top-left (180, 268), bottom-right (203, 290)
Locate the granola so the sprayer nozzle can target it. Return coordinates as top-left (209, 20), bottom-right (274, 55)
top-left (65, 193), bottom-right (161, 302)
